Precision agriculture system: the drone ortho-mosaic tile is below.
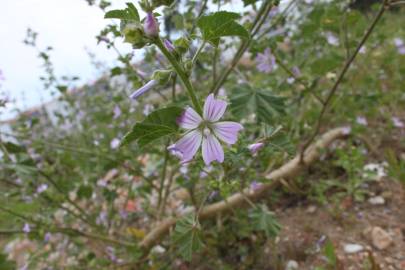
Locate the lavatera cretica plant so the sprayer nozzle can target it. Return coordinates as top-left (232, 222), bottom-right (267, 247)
top-left (121, 11), bottom-right (244, 166)
top-left (168, 94), bottom-right (243, 165)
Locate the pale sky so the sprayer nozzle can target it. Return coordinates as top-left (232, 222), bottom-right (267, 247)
top-left (0, 0), bottom-right (253, 121)
top-left (0, 0), bottom-right (135, 121)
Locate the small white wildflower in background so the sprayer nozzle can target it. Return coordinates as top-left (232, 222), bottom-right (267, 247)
top-left (363, 163), bottom-right (387, 181)
top-left (394, 38), bottom-right (405, 55)
top-left (342, 126), bottom-right (352, 135)
top-left (22, 223), bottom-right (30, 233)
top-left (179, 164), bottom-right (189, 175)
top-left (152, 245), bottom-right (166, 254)
top-left (250, 181), bottom-right (262, 192)
top-left (110, 138), bottom-right (120, 149)
top-left (218, 88), bottom-right (227, 98)
top-left (143, 104), bottom-right (154, 116)
top-left (287, 77), bottom-right (295, 84)
top-left (113, 105), bottom-right (121, 119)
top-left (392, 117), bottom-right (404, 128)
top-left (44, 232), bottom-right (52, 242)
top-left (36, 183), bottom-right (48, 194)
top-left (325, 32), bottom-right (339, 46)
top-left (356, 116), bottom-right (368, 126)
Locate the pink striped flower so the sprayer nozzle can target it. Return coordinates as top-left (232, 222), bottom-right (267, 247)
top-left (168, 94), bottom-right (243, 165)
top-left (256, 48), bottom-right (276, 73)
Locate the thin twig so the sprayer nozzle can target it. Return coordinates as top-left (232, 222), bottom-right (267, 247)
top-left (190, 0), bottom-right (209, 34)
top-left (273, 53), bottom-right (325, 105)
top-left (157, 141), bottom-right (170, 212)
top-left (299, 0), bottom-right (388, 162)
top-left (210, 1), bottom-right (288, 94)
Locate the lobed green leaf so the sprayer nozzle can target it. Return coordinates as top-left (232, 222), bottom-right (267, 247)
top-left (197, 11), bottom-right (249, 46)
top-left (120, 106), bottom-right (183, 147)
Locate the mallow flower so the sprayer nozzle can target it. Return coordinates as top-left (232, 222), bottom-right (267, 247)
top-left (168, 94), bottom-right (243, 165)
top-left (256, 48), bottom-right (276, 73)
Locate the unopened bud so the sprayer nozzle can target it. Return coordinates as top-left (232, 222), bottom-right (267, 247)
top-left (144, 12), bottom-right (159, 38)
top-left (152, 70), bottom-right (172, 84)
top-left (164, 39), bottom-right (175, 52)
top-left (183, 60), bottom-right (193, 72)
top-left (174, 37), bottom-right (190, 54)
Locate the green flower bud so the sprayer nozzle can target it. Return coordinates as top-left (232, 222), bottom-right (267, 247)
top-left (152, 70), bottom-right (173, 85)
top-left (174, 37), bottom-right (190, 54)
top-left (122, 24), bottom-right (147, 49)
top-left (183, 60), bottom-right (193, 77)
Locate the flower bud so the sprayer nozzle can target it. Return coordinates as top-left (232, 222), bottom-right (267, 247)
top-left (144, 12), bottom-right (159, 38)
top-left (164, 39), bottom-right (175, 52)
top-left (129, 80), bottom-right (157, 100)
top-left (248, 142), bottom-right (264, 156)
top-left (123, 26), bottom-right (147, 49)
top-left (152, 70), bottom-right (172, 84)
top-left (183, 60), bottom-right (193, 71)
top-left (174, 37), bottom-right (190, 54)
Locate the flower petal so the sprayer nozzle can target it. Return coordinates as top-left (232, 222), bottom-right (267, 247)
top-left (129, 80), bottom-right (157, 100)
top-left (169, 129), bottom-right (202, 163)
top-left (247, 142), bottom-right (264, 155)
top-left (212, 121), bottom-right (243, 145)
top-left (203, 94), bottom-right (227, 122)
top-left (177, 107), bottom-right (203, 129)
top-left (202, 133), bottom-right (224, 165)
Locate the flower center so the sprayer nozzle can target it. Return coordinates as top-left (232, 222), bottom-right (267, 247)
top-left (203, 127), bottom-right (211, 137)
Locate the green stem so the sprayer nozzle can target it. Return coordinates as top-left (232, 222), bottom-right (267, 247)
top-left (191, 41), bottom-right (206, 66)
top-left (210, 0), bottom-right (274, 94)
top-left (155, 38), bottom-right (203, 115)
top-left (157, 141), bottom-right (170, 213)
top-left (171, 74), bottom-right (177, 101)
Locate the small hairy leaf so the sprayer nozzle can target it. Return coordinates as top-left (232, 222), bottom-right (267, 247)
top-left (230, 84), bottom-right (286, 124)
top-left (104, 3), bottom-right (140, 22)
top-left (171, 214), bottom-right (204, 261)
top-left (250, 205), bottom-right (281, 238)
top-left (120, 106), bottom-right (183, 147)
top-left (197, 11), bottom-right (249, 46)
top-left (323, 239), bottom-right (337, 266)
top-left (3, 141), bottom-right (25, 153)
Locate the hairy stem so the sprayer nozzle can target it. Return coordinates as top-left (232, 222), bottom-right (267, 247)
top-left (155, 38), bottom-right (203, 114)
